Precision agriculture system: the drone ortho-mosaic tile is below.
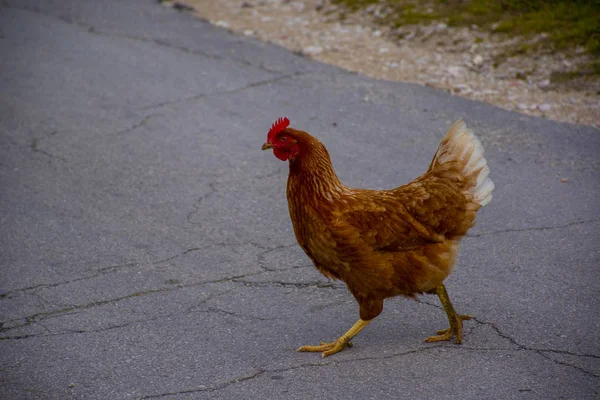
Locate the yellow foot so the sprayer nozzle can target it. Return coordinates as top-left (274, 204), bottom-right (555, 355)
top-left (425, 314), bottom-right (472, 344)
top-left (297, 340), bottom-right (353, 358)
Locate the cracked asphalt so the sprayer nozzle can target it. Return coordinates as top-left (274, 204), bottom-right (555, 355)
top-left (1, 0), bottom-right (599, 399)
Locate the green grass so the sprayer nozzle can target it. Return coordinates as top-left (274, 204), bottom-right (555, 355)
top-left (332, 0), bottom-right (600, 68)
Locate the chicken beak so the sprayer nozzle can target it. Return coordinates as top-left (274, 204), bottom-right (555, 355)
top-left (262, 142), bottom-right (273, 150)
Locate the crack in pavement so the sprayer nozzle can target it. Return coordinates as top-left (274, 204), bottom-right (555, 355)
top-left (137, 368), bottom-right (266, 399)
top-left (0, 236), bottom-right (296, 308)
top-left (256, 243), bottom-right (299, 272)
top-left (5, 3), bottom-right (312, 136)
top-left (113, 33), bottom-right (282, 74)
top-left (0, 244), bottom-right (248, 333)
top-left (113, 113), bottom-right (162, 136)
top-left (0, 244), bottom-right (331, 338)
top-left (200, 306), bottom-right (276, 322)
top-left (468, 218), bottom-right (600, 238)
top-left (233, 279), bottom-right (340, 290)
top-left (30, 135), bottom-right (68, 164)
top-left (184, 288), bottom-right (236, 313)
top-left (3, 263), bottom-right (597, 385)
top-left (1, 288), bottom-right (237, 340)
top-left (5, 130), bottom-right (68, 165)
top-left (1, 240), bottom-right (270, 300)
top-left (135, 344), bottom-right (460, 399)
top-left (478, 316), bottom-right (600, 378)
top-left (0, 262), bottom-right (141, 300)
top-left (185, 168), bottom-right (283, 227)
top-left (140, 73), bottom-right (302, 111)
top-left (3, 207), bottom-right (595, 375)
top-left (0, 281), bottom-right (220, 335)
top-left (139, 336), bottom-right (600, 399)
top-left (5, 2), bottom-right (285, 75)
top-left (475, 315), bottom-right (600, 377)
top-left (152, 240), bottom-right (272, 265)
top-left (536, 350), bottom-right (600, 379)
top-left (0, 288), bottom-right (171, 335)
top-left (186, 182), bottom-right (219, 226)
top-left (0, 273), bottom-right (343, 339)
top-left (0, 261), bottom-right (144, 300)
top-left (416, 298), bottom-right (600, 378)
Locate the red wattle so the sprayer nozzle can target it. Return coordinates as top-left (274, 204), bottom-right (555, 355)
top-left (273, 148), bottom-right (288, 161)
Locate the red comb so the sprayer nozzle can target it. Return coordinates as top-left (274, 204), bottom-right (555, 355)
top-left (267, 117), bottom-right (290, 142)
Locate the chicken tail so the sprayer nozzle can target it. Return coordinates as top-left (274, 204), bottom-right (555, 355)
top-left (429, 120), bottom-right (494, 207)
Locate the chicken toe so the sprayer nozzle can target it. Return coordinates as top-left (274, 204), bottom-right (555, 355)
top-left (425, 314), bottom-right (472, 343)
top-left (297, 319), bottom-right (371, 357)
top-left (297, 340), bottom-right (352, 357)
top-left (425, 284), bottom-right (471, 344)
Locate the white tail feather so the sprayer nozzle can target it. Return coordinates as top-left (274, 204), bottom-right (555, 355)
top-left (474, 179), bottom-right (494, 206)
top-left (430, 120), bottom-right (494, 207)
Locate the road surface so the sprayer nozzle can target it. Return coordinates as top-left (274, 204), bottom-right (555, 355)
top-left (1, 0), bottom-right (599, 398)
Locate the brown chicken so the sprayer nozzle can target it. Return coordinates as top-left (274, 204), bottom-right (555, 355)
top-left (262, 117), bottom-right (494, 357)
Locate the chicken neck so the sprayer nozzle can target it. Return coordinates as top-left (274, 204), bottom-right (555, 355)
top-left (287, 139), bottom-right (348, 204)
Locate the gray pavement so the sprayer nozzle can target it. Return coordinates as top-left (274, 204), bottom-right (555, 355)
top-left (1, 0), bottom-right (599, 399)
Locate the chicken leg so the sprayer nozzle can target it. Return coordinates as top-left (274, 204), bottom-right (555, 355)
top-left (297, 319), bottom-right (371, 357)
top-left (425, 284), bottom-right (471, 344)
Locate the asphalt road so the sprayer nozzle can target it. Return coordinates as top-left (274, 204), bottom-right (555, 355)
top-left (1, 1), bottom-right (599, 399)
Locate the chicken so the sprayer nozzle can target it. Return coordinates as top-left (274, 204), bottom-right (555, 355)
top-left (262, 117), bottom-right (494, 357)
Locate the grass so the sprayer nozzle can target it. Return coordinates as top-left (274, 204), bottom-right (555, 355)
top-left (331, 0), bottom-right (600, 75)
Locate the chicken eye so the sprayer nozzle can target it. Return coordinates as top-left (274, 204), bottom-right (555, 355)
top-left (280, 136), bottom-right (287, 142)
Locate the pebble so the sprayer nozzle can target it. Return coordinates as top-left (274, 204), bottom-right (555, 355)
top-left (455, 83), bottom-right (471, 93)
top-left (214, 20), bottom-right (230, 28)
top-left (448, 66), bottom-right (464, 77)
top-left (539, 103), bottom-right (552, 112)
top-left (303, 45), bottom-right (323, 55)
top-left (472, 54), bottom-right (484, 66)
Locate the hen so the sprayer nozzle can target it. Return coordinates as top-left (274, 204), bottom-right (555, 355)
top-left (262, 117), bottom-right (494, 357)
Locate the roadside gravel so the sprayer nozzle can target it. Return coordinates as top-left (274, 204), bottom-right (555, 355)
top-left (176, 0), bottom-right (600, 128)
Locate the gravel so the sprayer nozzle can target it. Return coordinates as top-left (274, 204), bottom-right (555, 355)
top-left (176, 0), bottom-right (600, 128)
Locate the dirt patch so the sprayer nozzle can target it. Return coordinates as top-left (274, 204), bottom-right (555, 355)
top-left (173, 0), bottom-right (600, 128)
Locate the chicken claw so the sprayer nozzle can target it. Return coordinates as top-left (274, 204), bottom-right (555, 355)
top-left (425, 284), bottom-right (471, 344)
top-left (425, 314), bottom-right (472, 344)
top-left (297, 340), bottom-right (353, 357)
top-left (297, 319), bottom-right (371, 357)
